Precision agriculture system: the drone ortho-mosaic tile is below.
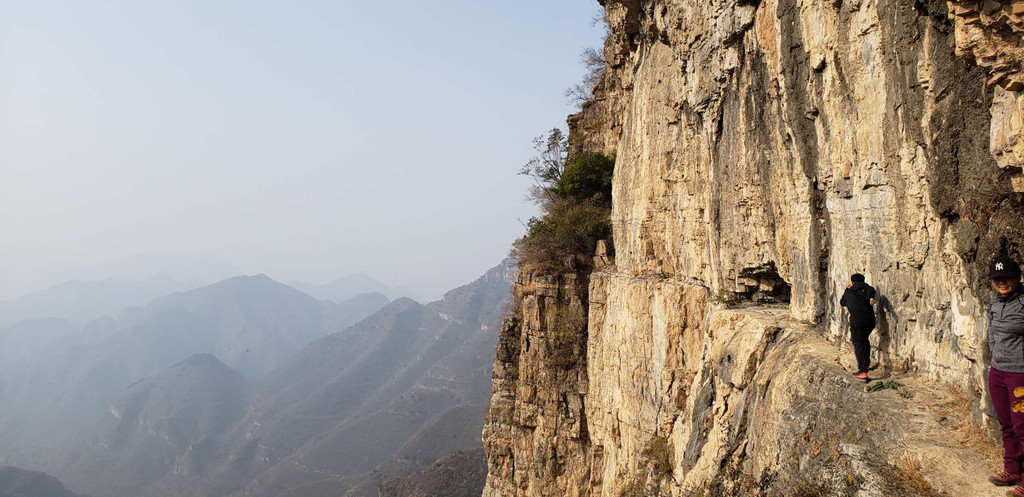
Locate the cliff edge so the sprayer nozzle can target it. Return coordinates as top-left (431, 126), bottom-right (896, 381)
top-left (483, 0), bottom-right (1024, 495)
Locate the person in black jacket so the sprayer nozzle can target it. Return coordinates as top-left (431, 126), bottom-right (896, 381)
top-left (841, 273), bottom-right (876, 380)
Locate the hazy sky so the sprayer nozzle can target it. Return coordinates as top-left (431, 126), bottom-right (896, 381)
top-left (0, 1), bottom-right (607, 301)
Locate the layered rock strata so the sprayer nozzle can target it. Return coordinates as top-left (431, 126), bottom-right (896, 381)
top-left (484, 0), bottom-right (1024, 495)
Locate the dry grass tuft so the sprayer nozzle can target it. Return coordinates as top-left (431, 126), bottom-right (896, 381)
top-left (641, 436), bottom-right (673, 477)
top-left (514, 282), bottom-right (537, 298)
top-left (894, 455), bottom-right (946, 497)
top-left (934, 386), bottom-right (1001, 467)
top-left (546, 302), bottom-right (588, 369)
top-left (790, 481), bottom-right (828, 497)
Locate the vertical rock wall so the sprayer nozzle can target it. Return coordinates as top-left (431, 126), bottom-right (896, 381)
top-left (484, 0), bottom-right (1024, 495)
top-left (483, 270), bottom-right (593, 496)
top-left (603, 0), bottom-right (1024, 383)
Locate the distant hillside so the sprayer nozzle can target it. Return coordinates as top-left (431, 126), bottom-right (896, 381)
top-left (0, 275), bottom-right (199, 327)
top-left (59, 354), bottom-right (247, 497)
top-left (377, 449), bottom-right (487, 497)
top-left (386, 405), bottom-right (489, 472)
top-left (320, 292), bottom-right (391, 333)
top-left (292, 272), bottom-right (418, 302)
top-left (0, 467), bottom-right (84, 497)
top-left (0, 276), bottom-right (388, 475)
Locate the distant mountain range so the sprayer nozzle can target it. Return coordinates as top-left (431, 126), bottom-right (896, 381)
top-left (41, 260), bottom-right (514, 497)
top-left (0, 275), bottom-right (202, 328)
top-left (0, 276), bottom-right (390, 473)
top-left (291, 272), bottom-right (419, 302)
top-left (1, 268), bottom-right (418, 329)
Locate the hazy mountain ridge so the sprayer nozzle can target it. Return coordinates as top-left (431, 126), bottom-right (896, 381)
top-left (320, 292), bottom-right (391, 334)
top-left (0, 275), bottom-right (202, 328)
top-left (130, 274), bottom-right (330, 377)
top-left (0, 467), bottom-right (85, 497)
top-left (212, 261), bottom-right (513, 497)
top-left (291, 272), bottom-right (419, 303)
top-left (49, 260), bottom-right (513, 497)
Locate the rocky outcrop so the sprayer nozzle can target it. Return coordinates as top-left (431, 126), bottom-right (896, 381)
top-left (484, 0), bottom-right (1024, 495)
top-left (483, 269), bottom-right (592, 496)
top-left (948, 0), bottom-right (1024, 182)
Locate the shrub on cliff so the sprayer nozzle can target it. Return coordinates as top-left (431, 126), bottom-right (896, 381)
top-left (514, 129), bottom-right (615, 270)
top-left (547, 300), bottom-right (588, 369)
top-left (512, 196), bottom-right (610, 270)
top-left (519, 129), bottom-right (615, 204)
top-left (555, 152), bottom-right (615, 204)
top-left (641, 436), bottom-right (673, 477)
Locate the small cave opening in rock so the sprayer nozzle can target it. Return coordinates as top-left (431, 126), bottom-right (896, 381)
top-left (734, 262), bottom-right (791, 304)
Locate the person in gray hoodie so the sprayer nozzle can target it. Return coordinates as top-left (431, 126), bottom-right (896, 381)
top-left (985, 256), bottom-right (1024, 491)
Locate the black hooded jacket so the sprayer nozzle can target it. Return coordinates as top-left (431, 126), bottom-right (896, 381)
top-left (841, 281), bottom-right (876, 328)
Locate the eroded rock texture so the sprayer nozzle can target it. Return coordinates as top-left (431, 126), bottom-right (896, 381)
top-left (484, 0), bottom-right (1024, 495)
top-left (947, 0), bottom-right (1024, 183)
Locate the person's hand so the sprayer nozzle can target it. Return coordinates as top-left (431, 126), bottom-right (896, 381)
top-left (846, 282), bottom-right (853, 289)
top-left (870, 298), bottom-right (877, 306)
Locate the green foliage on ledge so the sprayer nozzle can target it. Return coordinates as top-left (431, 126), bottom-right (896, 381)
top-left (513, 128), bottom-right (615, 271)
top-left (555, 152), bottom-right (615, 203)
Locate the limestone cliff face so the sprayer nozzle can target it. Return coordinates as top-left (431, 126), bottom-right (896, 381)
top-left (484, 0), bottom-right (1024, 495)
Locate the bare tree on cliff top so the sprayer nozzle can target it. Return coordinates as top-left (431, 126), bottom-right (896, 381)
top-left (519, 128), bottom-right (569, 201)
top-left (565, 47), bottom-right (606, 107)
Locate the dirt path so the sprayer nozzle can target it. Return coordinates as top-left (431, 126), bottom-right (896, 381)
top-left (827, 350), bottom-right (1005, 497)
top-left (886, 376), bottom-right (1005, 497)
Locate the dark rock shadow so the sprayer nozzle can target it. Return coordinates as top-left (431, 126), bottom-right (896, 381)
top-left (870, 293), bottom-right (897, 380)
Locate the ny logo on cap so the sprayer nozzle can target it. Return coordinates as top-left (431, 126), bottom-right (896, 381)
top-left (997, 262), bottom-right (1006, 271)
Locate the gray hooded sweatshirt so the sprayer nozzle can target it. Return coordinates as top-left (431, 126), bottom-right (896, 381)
top-left (989, 287), bottom-right (1024, 372)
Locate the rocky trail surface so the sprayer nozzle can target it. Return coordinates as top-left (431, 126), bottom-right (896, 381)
top-left (747, 308), bottom-right (1003, 497)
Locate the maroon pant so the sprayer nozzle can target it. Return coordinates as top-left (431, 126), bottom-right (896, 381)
top-left (990, 366), bottom-right (1024, 473)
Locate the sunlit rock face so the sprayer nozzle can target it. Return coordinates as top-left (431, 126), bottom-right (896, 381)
top-left (484, 0), bottom-right (1024, 495)
top-left (602, 0), bottom-right (1024, 382)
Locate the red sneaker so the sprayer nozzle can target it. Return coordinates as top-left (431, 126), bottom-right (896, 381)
top-left (1008, 483), bottom-right (1024, 496)
top-left (856, 372), bottom-right (868, 381)
top-left (990, 471), bottom-right (1021, 486)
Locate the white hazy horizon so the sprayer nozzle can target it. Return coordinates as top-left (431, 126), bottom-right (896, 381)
top-left (0, 0), bottom-right (606, 301)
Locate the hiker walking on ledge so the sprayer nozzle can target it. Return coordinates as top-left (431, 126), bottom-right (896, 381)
top-left (984, 256), bottom-right (1024, 492)
top-left (841, 273), bottom-right (876, 381)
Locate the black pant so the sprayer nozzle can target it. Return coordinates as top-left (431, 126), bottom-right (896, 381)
top-left (851, 323), bottom-right (874, 373)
